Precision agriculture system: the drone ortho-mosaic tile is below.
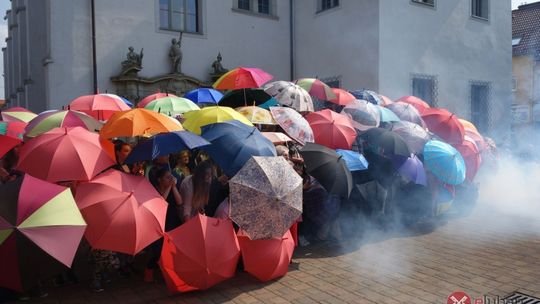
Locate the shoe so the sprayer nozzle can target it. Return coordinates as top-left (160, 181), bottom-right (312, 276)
top-left (298, 235), bottom-right (310, 247)
top-left (91, 280), bottom-right (104, 293)
top-left (18, 294), bottom-right (30, 301)
top-left (144, 268), bottom-right (154, 283)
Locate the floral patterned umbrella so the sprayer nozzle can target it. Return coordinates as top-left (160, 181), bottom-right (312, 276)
top-left (269, 107), bottom-right (314, 145)
top-left (386, 121), bottom-right (432, 155)
top-left (349, 89), bottom-right (383, 105)
top-left (340, 100), bottom-right (380, 131)
top-left (263, 81), bottom-right (314, 112)
top-left (229, 156), bottom-right (302, 240)
top-left (236, 106), bottom-right (276, 125)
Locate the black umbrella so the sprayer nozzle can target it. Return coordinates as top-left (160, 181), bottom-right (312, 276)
top-left (356, 180), bottom-right (388, 217)
top-left (299, 142), bottom-right (353, 198)
top-left (357, 127), bottom-right (411, 158)
top-left (218, 89), bottom-right (273, 108)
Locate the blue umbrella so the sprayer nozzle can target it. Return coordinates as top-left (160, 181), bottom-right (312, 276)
top-left (376, 105), bottom-right (401, 122)
top-left (335, 149), bottom-right (369, 171)
top-left (423, 140), bottom-right (466, 185)
top-left (257, 97), bottom-right (279, 110)
top-left (200, 120), bottom-right (277, 177)
top-left (120, 97), bottom-right (134, 108)
top-left (125, 131), bottom-right (210, 163)
top-left (392, 154), bottom-right (427, 186)
top-left (184, 88), bottom-right (224, 105)
top-left (349, 89), bottom-right (382, 105)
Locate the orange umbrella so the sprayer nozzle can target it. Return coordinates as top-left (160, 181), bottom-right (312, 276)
top-left (213, 67), bottom-right (273, 90)
top-left (69, 94), bottom-right (131, 120)
top-left (160, 214), bottom-right (240, 292)
top-left (237, 229), bottom-right (295, 282)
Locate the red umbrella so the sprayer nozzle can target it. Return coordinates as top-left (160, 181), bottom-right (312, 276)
top-left (75, 169), bottom-right (167, 255)
top-left (17, 127), bottom-right (115, 182)
top-left (138, 92), bottom-right (178, 108)
top-left (328, 88), bottom-right (355, 106)
top-left (237, 229), bottom-right (295, 282)
top-left (421, 108), bottom-right (465, 144)
top-left (213, 67), bottom-right (273, 90)
top-left (0, 121), bottom-right (26, 139)
top-left (306, 109), bottom-right (357, 150)
top-left (0, 135), bottom-right (21, 158)
top-left (453, 137), bottom-right (481, 182)
top-left (160, 214), bottom-right (240, 292)
top-left (396, 96), bottom-right (430, 114)
top-left (69, 94), bottom-right (131, 120)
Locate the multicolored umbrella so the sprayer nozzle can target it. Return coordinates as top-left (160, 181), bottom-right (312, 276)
top-left (17, 127), bottom-right (115, 182)
top-left (1, 107), bottom-right (37, 123)
top-left (201, 121), bottom-right (276, 177)
top-left (219, 89), bottom-right (274, 108)
top-left (385, 102), bottom-right (426, 128)
top-left (395, 96), bottom-right (430, 114)
top-left (160, 215), bottom-right (240, 292)
top-left (335, 149), bottom-right (369, 171)
top-left (236, 106), bottom-right (276, 125)
top-left (423, 140), bottom-right (466, 185)
top-left (213, 67), bottom-right (273, 90)
top-left (182, 106), bottom-right (253, 135)
top-left (138, 92), bottom-right (178, 108)
top-left (387, 121), bottom-right (431, 154)
top-left (261, 132), bottom-right (293, 144)
top-left (340, 100), bottom-right (380, 131)
top-left (0, 121), bottom-right (26, 139)
top-left (144, 96), bottom-right (200, 116)
top-left (24, 110), bottom-right (102, 138)
top-left (263, 81), bottom-right (314, 112)
top-left (294, 78), bottom-right (336, 101)
top-left (270, 106), bottom-right (314, 145)
top-left (69, 94), bottom-right (131, 120)
top-left (376, 105), bottom-right (401, 123)
top-left (184, 88), bottom-right (223, 105)
top-left (306, 109), bottom-right (357, 150)
top-left (75, 169), bottom-right (167, 254)
top-left (229, 156), bottom-right (302, 240)
top-left (0, 175), bottom-right (86, 292)
top-left (421, 108), bottom-right (465, 144)
top-left (0, 135), bottom-right (21, 159)
top-left (100, 108), bottom-right (183, 139)
top-left (349, 90), bottom-right (382, 105)
top-left (237, 229), bottom-right (295, 282)
top-left (329, 88), bottom-right (355, 106)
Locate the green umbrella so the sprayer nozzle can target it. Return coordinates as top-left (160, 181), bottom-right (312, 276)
top-left (144, 96), bottom-right (200, 116)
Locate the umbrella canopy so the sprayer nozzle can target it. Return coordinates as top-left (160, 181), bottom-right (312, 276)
top-left (300, 143), bottom-right (353, 198)
top-left (24, 110), bottom-right (102, 138)
top-left (200, 120), bottom-right (276, 177)
top-left (329, 88), bottom-right (356, 106)
top-left (270, 106), bottom-right (314, 145)
top-left (0, 175), bottom-right (86, 292)
top-left (379, 95), bottom-right (394, 106)
top-left (306, 109), bottom-right (357, 150)
top-left (138, 92), bottom-right (178, 108)
top-left (213, 67), bottom-right (273, 90)
top-left (349, 89), bottom-right (382, 105)
top-left (393, 154), bottom-right (427, 186)
top-left (17, 127), bottom-right (115, 182)
top-left (453, 137), bottom-right (481, 182)
top-left (395, 96), bottom-right (430, 113)
top-left (261, 132), bottom-right (293, 144)
top-left (465, 128), bottom-right (487, 152)
top-left (358, 127), bottom-right (411, 158)
top-left (294, 78), bottom-right (336, 101)
top-left (423, 140), bottom-right (466, 185)
top-left (458, 118), bottom-right (478, 133)
top-left (160, 214), bottom-right (240, 292)
top-left (0, 135), bottom-right (21, 159)
top-left (219, 88), bottom-right (274, 108)
top-left (184, 88), bottom-right (223, 105)
top-left (125, 131), bottom-right (210, 164)
top-left (0, 121), bottom-right (26, 139)
top-left (144, 96), bottom-right (200, 116)
top-left (69, 94), bottom-right (131, 120)
top-left (263, 81), bottom-right (314, 112)
top-left (99, 108), bottom-right (183, 139)
top-left (1, 107), bottom-right (37, 123)
top-left (75, 169), bottom-right (167, 254)
top-left (182, 106), bottom-right (253, 135)
top-left (376, 105), bottom-right (401, 123)
top-left (335, 149), bottom-right (369, 171)
top-left (229, 156), bottom-right (302, 240)
top-left (236, 106), bottom-right (276, 125)
top-left (257, 97), bottom-right (280, 110)
top-left (387, 121), bottom-right (431, 155)
top-left (340, 100), bottom-right (380, 131)
top-left (237, 229), bottom-right (295, 282)
top-left (421, 108), bottom-right (465, 144)
top-left (385, 102), bottom-right (426, 128)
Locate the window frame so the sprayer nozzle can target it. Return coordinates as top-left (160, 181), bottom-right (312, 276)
top-left (512, 37), bottom-right (522, 46)
top-left (471, 0), bottom-right (489, 21)
top-left (411, 73), bottom-right (438, 107)
top-left (232, 0), bottom-right (278, 19)
top-left (469, 80), bottom-right (491, 133)
top-left (159, 0), bottom-right (202, 34)
top-left (316, 0), bottom-right (340, 14)
top-left (410, 0), bottom-right (435, 8)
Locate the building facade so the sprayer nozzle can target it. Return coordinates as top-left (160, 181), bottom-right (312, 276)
top-left (3, 0), bottom-right (511, 138)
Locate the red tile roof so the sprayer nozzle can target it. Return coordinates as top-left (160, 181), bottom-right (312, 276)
top-left (513, 2), bottom-right (540, 59)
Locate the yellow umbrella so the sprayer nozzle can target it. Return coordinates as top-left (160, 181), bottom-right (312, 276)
top-left (183, 106), bottom-right (253, 135)
top-left (235, 106), bottom-right (276, 125)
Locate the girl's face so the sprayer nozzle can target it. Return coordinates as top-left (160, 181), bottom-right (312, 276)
top-left (180, 152), bottom-right (190, 165)
top-left (203, 168), bottom-right (212, 183)
top-left (158, 171), bottom-right (173, 186)
top-left (116, 145), bottom-right (132, 164)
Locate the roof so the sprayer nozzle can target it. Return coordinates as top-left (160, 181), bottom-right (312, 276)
top-left (512, 2), bottom-right (540, 58)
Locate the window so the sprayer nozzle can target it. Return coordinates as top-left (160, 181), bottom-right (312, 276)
top-left (471, 0), bottom-right (488, 20)
top-left (159, 0), bottom-right (200, 33)
top-left (238, 0), bottom-right (250, 10)
top-left (234, 0), bottom-right (275, 16)
top-left (411, 0), bottom-right (435, 7)
top-left (512, 77), bottom-right (517, 92)
top-left (258, 0), bottom-right (269, 14)
top-left (512, 37), bottom-right (522, 46)
top-left (470, 81), bottom-right (491, 133)
top-left (317, 0), bottom-right (339, 13)
top-left (412, 74), bottom-right (437, 106)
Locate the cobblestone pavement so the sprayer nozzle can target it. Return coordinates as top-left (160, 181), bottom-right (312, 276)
top-left (6, 202), bottom-right (540, 304)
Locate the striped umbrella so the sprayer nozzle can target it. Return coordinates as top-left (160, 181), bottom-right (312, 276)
top-left (25, 110), bottom-right (102, 138)
top-left (294, 78), bottom-right (336, 101)
top-left (138, 92), bottom-right (178, 108)
top-left (1, 107), bottom-right (37, 123)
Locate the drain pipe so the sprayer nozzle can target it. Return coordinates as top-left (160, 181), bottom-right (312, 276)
top-left (91, 0), bottom-right (98, 94)
top-left (289, 0), bottom-right (294, 81)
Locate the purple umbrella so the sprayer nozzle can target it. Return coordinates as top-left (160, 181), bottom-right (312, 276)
top-left (393, 154), bottom-right (427, 186)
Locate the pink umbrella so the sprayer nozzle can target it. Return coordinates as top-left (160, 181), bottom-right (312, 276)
top-left (328, 88), bottom-right (355, 106)
top-left (138, 92), bottom-right (178, 108)
top-left (69, 94), bottom-right (131, 120)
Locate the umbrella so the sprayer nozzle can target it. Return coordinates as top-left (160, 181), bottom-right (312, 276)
top-left (17, 127), bottom-right (115, 182)
top-left (236, 106), bottom-right (276, 125)
top-left (0, 121), bottom-right (26, 139)
top-left (144, 96), bottom-right (200, 116)
top-left (387, 121), bottom-right (431, 154)
top-left (184, 88), bottom-right (223, 105)
top-left (0, 135), bottom-right (21, 159)
top-left (458, 118), bottom-right (478, 133)
top-left (200, 120), bottom-right (276, 177)
top-left (125, 131), bottom-right (210, 164)
top-left (257, 97), bottom-right (280, 110)
top-left (213, 67), bottom-right (273, 90)
top-left (349, 89), bottom-right (382, 105)
top-left (24, 110), bottom-right (102, 138)
top-left (261, 132), bottom-right (293, 144)
top-left (358, 127), bottom-right (411, 158)
top-left (299, 143), bottom-right (353, 198)
top-left (0, 175), bottom-right (86, 292)
top-left (335, 149), bottom-right (369, 171)
top-left (237, 229), bottom-right (295, 282)
top-left (263, 81), bottom-right (314, 112)
top-left (421, 108), bottom-right (465, 144)
top-left (118, 96), bottom-right (134, 108)
top-left (69, 94), bottom-right (131, 120)
top-left (465, 128), bottom-right (487, 151)
top-left (385, 102), bottom-right (426, 128)
top-left (395, 96), bottom-right (430, 113)
top-left (306, 109), bottom-right (357, 150)
top-left (453, 137), bottom-right (481, 182)
top-left (138, 92), bottom-right (178, 108)
top-left (99, 108), bottom-right (183, 139)
top-left (393, 154), bottom-right (427, 186)
top-left (75, 169), bottom-right (167, 254)
top-left (294, 78), bottom-right (336, 101)
top-left (182, 106), bottom-right (253, 135)
top-left (340, 100), bottom-right (380, 131)
top-left (423, 140), bottom-right (466, 185)
top-left (219, 89), bottom-right (274, 108)
top-left (1, 107), bottom-right (37, 123)
top-left (380, 95), bottom-right (394, 106)
top-left (355, 181), bottom-right (388, 216)
top-left (270, 106), bottom-right (314, 145)
top-left (160, 214), bottom-right (240, 292)
top-left (376, 105), bottom-right (401, 123)
top-left (229, 156), bottom-right (302, 240)
top-left (329, 88), bottom-right (355, 106)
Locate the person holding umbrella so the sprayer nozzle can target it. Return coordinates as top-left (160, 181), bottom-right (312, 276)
top-left (180, 161), bottom-right (213, 222)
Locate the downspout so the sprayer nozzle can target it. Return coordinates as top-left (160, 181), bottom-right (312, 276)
top-left (289, 0), bottom-right (294, 81)
top-left (91, 0), bottom-right (98, 94)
